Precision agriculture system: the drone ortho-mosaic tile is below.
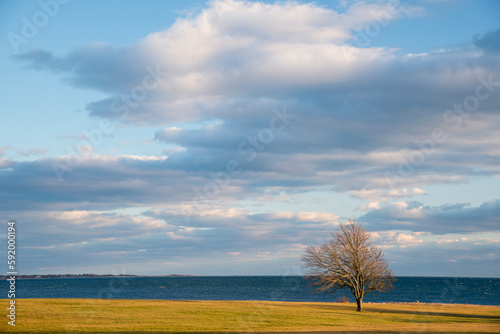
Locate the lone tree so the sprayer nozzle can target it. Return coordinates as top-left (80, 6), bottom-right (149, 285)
top-left (302, 220), bottom-right (394, 311)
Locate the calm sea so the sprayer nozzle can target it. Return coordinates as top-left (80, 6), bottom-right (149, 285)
top-left (3, 276), bottom-right (499, 305)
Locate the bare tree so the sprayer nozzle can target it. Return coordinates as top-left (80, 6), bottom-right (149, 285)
top-left (302, 220), bottom-right (394, 311)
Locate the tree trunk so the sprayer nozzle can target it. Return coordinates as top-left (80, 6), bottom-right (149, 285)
top-left (356, 298), bottom-right (363, 312)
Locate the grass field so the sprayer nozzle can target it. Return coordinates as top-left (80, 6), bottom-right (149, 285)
top-left (1, 298), bottom-right (499, 333)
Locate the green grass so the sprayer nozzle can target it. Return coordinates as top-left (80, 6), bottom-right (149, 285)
top-left (1, 298), bottom-right (499, 333)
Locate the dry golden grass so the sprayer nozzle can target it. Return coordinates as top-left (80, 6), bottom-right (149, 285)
top-left (1, 298), bottom-right (499, 333)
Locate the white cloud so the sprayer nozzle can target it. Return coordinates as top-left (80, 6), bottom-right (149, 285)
top-left (269, 211), bottom-right (340, 223)
top-left (412, 187), bottom-right (427, 195)
top-left (362, 199), bottom-right (500, 234)
top-left (358, 201), bottom-right (381, 211)
top-left (5, 0), bottom-right (500, 275)
top-left (395, 233), bottom-right (423, 248)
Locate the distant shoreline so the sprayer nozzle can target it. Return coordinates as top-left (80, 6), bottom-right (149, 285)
top-left (2, 274), bottom-right (499, 279)
top-left (0, 274), bottom-right (199, 279)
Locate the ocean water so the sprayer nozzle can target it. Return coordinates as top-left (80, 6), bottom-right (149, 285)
top-left (3, 276), bottom-right (499, 305)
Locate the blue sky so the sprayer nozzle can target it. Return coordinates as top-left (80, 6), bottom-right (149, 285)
top-left (1, 0), bottom-right (499, 276)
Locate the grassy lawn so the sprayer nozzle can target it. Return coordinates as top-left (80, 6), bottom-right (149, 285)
top-left (1, 298), bottom-right (499, 333)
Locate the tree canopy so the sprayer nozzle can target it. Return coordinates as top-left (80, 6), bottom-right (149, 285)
top-left (302, 220), bottom-right (395, 311)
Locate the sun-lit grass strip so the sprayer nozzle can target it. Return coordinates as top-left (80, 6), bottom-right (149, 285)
top-left (1, 298), bottom-right (499, 333)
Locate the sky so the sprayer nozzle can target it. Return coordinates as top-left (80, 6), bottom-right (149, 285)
top-left (1, 0), bottom-right (499, 277)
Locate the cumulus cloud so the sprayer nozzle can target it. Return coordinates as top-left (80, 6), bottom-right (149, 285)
top-left (4, 0), bottom-right (500, 275)
top-left (361, 199), bottom-right (500, 234)
top-left (6, 205), bottom-right (341, 274)
top-left (381, 233), bottom-right (500, 277)
top-left (9, 1), bottom-right (500, 197)
top-left (7, 203), bottom-right (499, 276)
top-left (13, 1), bottom-right (500, 196)
top-left (11, 0), bottom-right (428, 124)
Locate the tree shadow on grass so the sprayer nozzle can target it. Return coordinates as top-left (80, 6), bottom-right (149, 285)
top-left (305, 303), bottom-right (500, 323)
top-left (366, 306), bottom-right (500, 322)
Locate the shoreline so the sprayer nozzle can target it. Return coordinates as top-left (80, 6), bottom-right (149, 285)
top-left (3, 298), bottom-right (499, 307)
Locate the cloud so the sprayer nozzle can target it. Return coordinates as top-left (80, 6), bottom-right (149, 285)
top-left (370, 230), bottom-right (424, 248)
top-left (0, 146), bottom-right (11, 156)
top-left (5, 205), bottom-right (340, 274)
top-left (6, 1), bottom-right (500, 234)
top-left (12, 0), bottom-right (428, 125)
top-left (16, 146), bottom-right (49, 157)
top-left (12, 2), bottom-right (500, 197)
top-left (351, 187), bottom-right (427, 204)
top-left (361, 199), bottom-right (500, 234)
top-left (4, 0), bottom-right (500, 275)
top-left (6, 203), bottom-right (499, 276)
top-left (381, 233), bottom-right (500, 277)
top-left (474, 27), bottom-right (500, 53)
